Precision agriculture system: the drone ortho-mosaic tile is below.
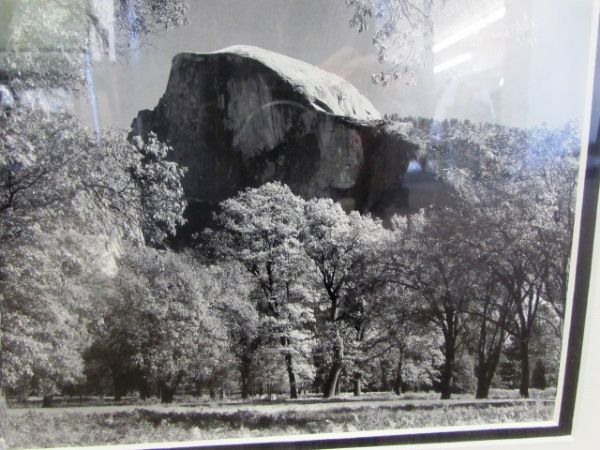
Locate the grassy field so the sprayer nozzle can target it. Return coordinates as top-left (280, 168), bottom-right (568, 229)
top-left (4, 391), bottom-right (556, 449)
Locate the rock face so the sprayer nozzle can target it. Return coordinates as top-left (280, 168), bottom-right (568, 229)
top-left (131, 46), bottom-right (416, 236)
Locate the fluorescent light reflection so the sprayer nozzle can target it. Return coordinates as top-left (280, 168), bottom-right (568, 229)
top-left (433, 6), bottom-right (506, 53)
top-left (433, 53), bottom-right (473, 74)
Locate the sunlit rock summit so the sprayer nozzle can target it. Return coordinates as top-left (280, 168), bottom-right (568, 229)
top-left (131, 45), bottom-right (416, 236)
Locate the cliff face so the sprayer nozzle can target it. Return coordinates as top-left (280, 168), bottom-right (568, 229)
top-left (131, 46), bottom-right (416, 235)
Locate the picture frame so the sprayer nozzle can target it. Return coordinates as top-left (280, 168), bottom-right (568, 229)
top-left (1, 1), bottom-right (599, 449)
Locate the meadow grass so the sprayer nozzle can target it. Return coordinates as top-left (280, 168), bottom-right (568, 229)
top-left (4, 396), bottom-right (554, 449)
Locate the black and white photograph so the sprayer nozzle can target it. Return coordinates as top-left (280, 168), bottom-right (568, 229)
top-left (0, 0), bottom-right (599, 449)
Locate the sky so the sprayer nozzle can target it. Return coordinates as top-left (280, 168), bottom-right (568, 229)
top-left (74, 0), bottom-right (597, 130)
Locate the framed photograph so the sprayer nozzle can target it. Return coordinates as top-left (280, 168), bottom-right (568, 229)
top-left (0, 1), bottom-right (598, 449)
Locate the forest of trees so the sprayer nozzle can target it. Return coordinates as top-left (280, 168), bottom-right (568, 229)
top-left (0, 87), bottom-right (579, 405)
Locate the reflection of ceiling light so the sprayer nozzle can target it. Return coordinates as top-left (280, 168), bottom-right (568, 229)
top-left (433, 53), bottom-right (472, 74)
top-left (433, 6), bottom-right (507, 53)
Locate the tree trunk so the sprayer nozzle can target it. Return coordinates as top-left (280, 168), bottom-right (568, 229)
top-left (193, 380), bottom-right (203, 397)
top-left (323, 362), bottom-right (343, 398)
top-left (439, 365), bottom-right (453, 399)
top-left (519, 337), bottom-right (530, 398)
top-left (285, 353), bottom-right (298, 399)
top-left (475, 371), bottom-right (491, 399)
top-left (0, 361), bottom-right (6, 436)
top-left (0, 388), bottom-right (6, 437)
top-left (380, 360), bottom-right (390, 392)
top-left (531, 360), bottom-right (547, 390)
top-left (439, 305), bottom-right (460, 400)
top-left (475, 347), bottom-right (491, 399)
top-left (393, 363), bottom-right (404, 396)
top-left (240, 379), bottom-right (249, 400)
top-left (112, 370), bottom-right (126, 401)
top-left (159, 384), bottom-right (176, 404)
top-left (138, 377), bottom-right (150, 400)
top-left (113, 375), bottom-right (121, 401)
top-left (324, 329), bottom-right (344, 398)
top-left (393, 347), bottom-right (405, 395)
top-left (440, 339), bottom-right (455, 400)
top-left (393, 376), bottom-right (402, 395)
top-left (475, 347), bottom-right (504, 399)
top-left (352, 371), bottom-right (362, 397)
top-left (240, 355), bottom-right (252, 400)
top-left (42, 395), bottom-right (53, 408)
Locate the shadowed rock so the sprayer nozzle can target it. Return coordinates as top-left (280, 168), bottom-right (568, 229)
top-left (130, 46), bottom-right (417, 239)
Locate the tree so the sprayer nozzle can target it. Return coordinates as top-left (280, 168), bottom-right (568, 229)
top-left (89, 246), bottom-right (221, 403)
top-left (393, 333), bottom-right (443, 393)
top-left (390, 209), bottom-right (473, 399)
top-left (399, 117), bottom-right (580, 397)
top-left (528, 124), bottom-right (580, 336)
top-left (345, 0), bottom-right (533, 89)
top-left (0, 109), bottom-right (88, 241)
top-left (302, 197), bottom-right (386, 397)
top-left (201, 262), bottom-right (262, 400)
top-left (345, 0), bottom-right (447, 86)
top-left (382, 118), bottom-right (579, 399)
top-left (0, 108), bottom-right (186, 406)
top-left (1, 223), bottom-right (114, 403)
top-left (0, 0), bottom-right (188, 417)
top-left (439, 121), bottom-right (580, 398)
top-left (210, 183), bottom-right (315, 399)
top-left (422, 192), bottom-right (513, 399)
top-left (467, 278), bottom-right (513, 399)
top-left (531, 359), bottom-right (546, 390)
top-left (0, 108), bottom-right (187, 246)
top-left (378, 281), bottom-right (441, 395)
top-left (343, 233), bottom-right (405, 397)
